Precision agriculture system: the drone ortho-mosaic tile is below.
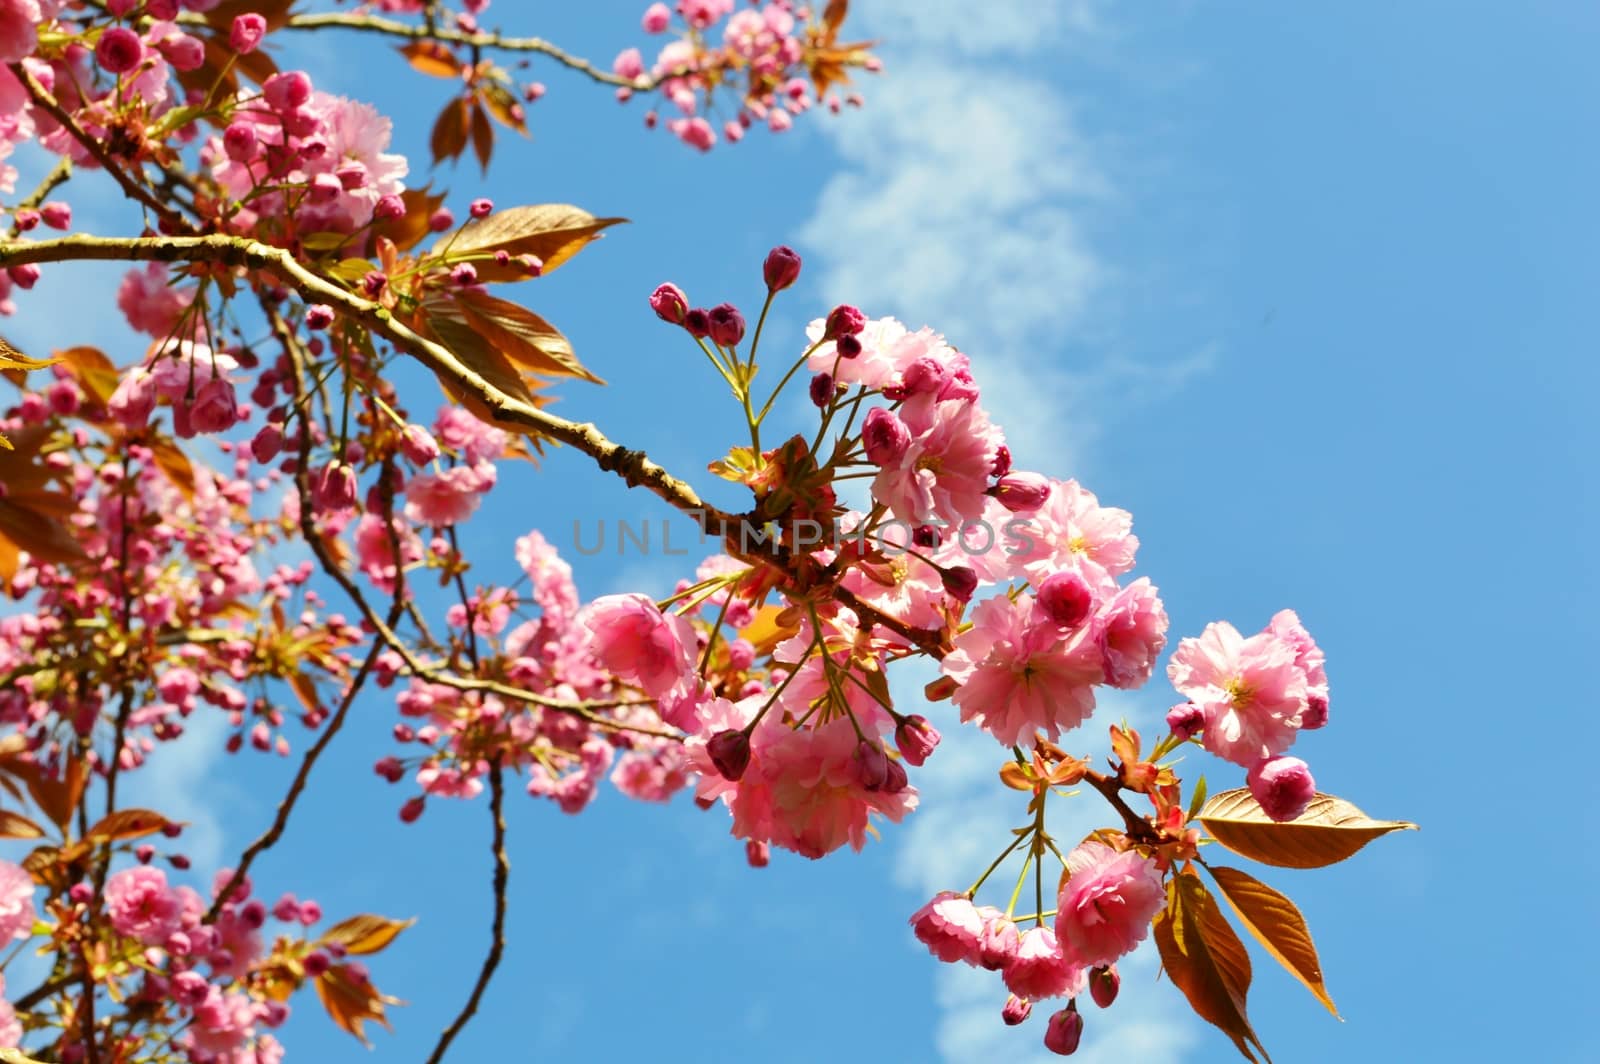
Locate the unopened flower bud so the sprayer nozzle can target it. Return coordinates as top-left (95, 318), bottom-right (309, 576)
top-left (978, 912), bottom-right (1021, 970)
top-left (1044, 1005), bottom-right (1084, 1055)
top-left (1165, 701), bottom-right (1204, 742)
top-left (373, 193), bottom-right (406, 221)
top-left (1037, 570), bottom-right (1093, 629)
top-left (881, 758), bottom-right (909, 794)
top-left (836, 333), bottom-right (863, 358)
top-left (896, 714), bottom-right (941, 767)
top-left (707, 303), bottom-right (745, 347)
top-left (469, 198), bottom-right (494, 219)
top-left (862, 406), bottom-right (910, 465)
top-left (263, 71), bottom-right (313, 111)
top-left (1002, 994), bottom-right (1033, 1026)
top-left (809, 372), bottom-right (834, 407)
top-left (305, 304), bottom-right (334, 330)
top-left (303, 950), bottom-right (331, 977)
top-left (39, 202), bottom-right (71, 229)
top-left (763, 245), bottom-right (802, 291)
top-left (941, 566), bottom-right (979, 602)
top-left (993, 472), bottom-right (1052, 513)
top-left (95, 27), bottom-right (144, 74)
top-left (1090, 964), bottom-right (1120, 1008)
top-left (429, 207), bottom-right (455, 231)
top-left (991, 445), bottom-right (1013, 477)
top-left (824, 304), bottom-right (866, 339)
top-left (399, 795), bottom-right (426, 823)
top-left (649, 282), bottom-right (689, 324)
top-left (1247, 755), bottom-right (1316, 822)
top-left (706, 729), bottom-right (751, 781)
top-left (642, 2), bottom-right (672, 33)
top-left (912, 524), bottom-right (942, 549)
top-left (1301, 693), bottom-right (1329, 730)
top-left (683, 307), bottom-right (711, 339)
top-left (745, 839), bottom-right (770, 867)
top-left (231, 13), bottom-right (268, 53)
top-left (852, 740), bottom-right (889, 791)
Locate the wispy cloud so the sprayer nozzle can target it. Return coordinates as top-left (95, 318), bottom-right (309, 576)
top-left (801, 2), bottom-right (1206, 1057)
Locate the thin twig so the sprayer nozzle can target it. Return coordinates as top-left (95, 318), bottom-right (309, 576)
top-left (423, 759), bottom-right (509, 1064)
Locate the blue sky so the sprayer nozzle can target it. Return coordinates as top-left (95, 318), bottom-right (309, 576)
top-left (8, 1), bottom-right (1599, 1060)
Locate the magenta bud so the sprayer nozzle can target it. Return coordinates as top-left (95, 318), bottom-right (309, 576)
top-left (1044, 1005), bottom-right (1084, 1055)
top-left (95, 27), bottom-right (144, 74)
top-left (862, 406), bottom-right (911, 466)
top-left (305, 304), bottom-right (334, 331)
top-left (835, 333), bottom-right (863, 359)
top-left (1247, 755), bottom-right (1316, 822)
top-left (895, 714), bottom-right (941, 767)
top-left (469, 198), bottom-right (494, 218)
top-left (373, 193), bottom-right (406, 221)
top-left (399, 795), bottom-right (426, 823)
top-left (852, 740), bottom-right (889, 791)
top-left (1090, 965), bottom-right (1120, 1008)
top-left (707, 729), bottom-right (751, 781)
top-left (1165, 701), bottom-right (1204, 742)
top-left (881, 757), bottom-right (909, 794)
top-left (991, 445), bottom-right (1013, 477)
top-left (683, 307), bottom-right (711, 339)
top-left (451, 263), bottom-right (478, 286)
top-left (302, 950), bottom-right (331, 977)
top-left (135, 844), bottom-right (155, 864)
top-left (993, 471), bottom-right (1052, 513)
top-left (707, 303), bottom-right (746, 347)
top-left (69, 882), bottom-right (93, 905)
top-left (428, 207), bottom-right (455, 232)
top-left (763, 245), bottom-right (802, 291)
top-left (649, 282), bottom-right (689, 324)
top-left (240, 900), bottom-right (267, 929)
top-left (1002, 994), bottom-right (1033, 1026)
top-left (809, 372), bottom-right (834, 407)
top-left (263, 71), bottom-right (313, 111)
top-left (941, 566), bottom-right (979, 601)
top-left (911, 525), bottom-right (942, 549)
top-left (824, 304), bottom-right (866, 339)
top-left (39, 202), bottom-right (71, 229)
top-left (1302, 693), bottom-right (1329, 730)
top-left (745, 840), bottom-right (770, 868)
top-left (1037, 570), bottom-right (1093, 629)
top-left (231, 13), bottom-right (268, 53)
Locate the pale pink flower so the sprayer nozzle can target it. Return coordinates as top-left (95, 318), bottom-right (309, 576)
top-left (1016, 479), bottom-right (1140, 586)
top-left (943, 593), bottom-right (1103, 747)
top-left (403, 463), bottom-right (491, 526)
top-left (1055, 841), bottom-right (1164, 968)
top-left (0, 861), bottom-right (34, 943)
top-left (909, 891), bottom-right (984, 964)
top-left (871, 397), bottom-right (1003, 527)
top-left (1167, 620), bottom-right (1309, 766)
top-left (118, 263), bottom-right (195, 337)
top-left (1002, 926), bottom-right (1086, 1000)
top-left (1096, 577), bottom-right (1168, 689)
top-left (1269, 608), bottom-right (1329, 726)
top-left (583, 593), bottom-right (696, 698)
top-left (433, 405), bottom-right (506, 464)
top-left (354, 513), bottom-right (421, 593)
top-left (514, 529), bottom-right (579, 622)
top-left (105, 866), bottom-right (182, 945)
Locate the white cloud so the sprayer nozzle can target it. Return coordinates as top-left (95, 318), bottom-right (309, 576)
top-left (122, 708), bottom-right (243, 877)
top-left (846, 0), bottom-right (1102, 57)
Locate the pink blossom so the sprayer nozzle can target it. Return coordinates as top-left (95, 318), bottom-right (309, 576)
top-left (909, 891), bottom-right (983, 964)
top-left (1055, 841), bottom-right (1164, 968)
top-left (118, 263), bottom-right (195, 336)
top-left (871, 396), bottom-right (1004, 526)
top-left (1095, 577), bottom-right (1168, 689)
top-left (1003, 926), bottom-right (1086, 1000)
top-left (105, 866), bottom-right (183, 945)
top-left (354, 514), bottom-right (421, 593)
top-left (642, 3), bottom-right (672, 33)
top-left (0, 861), bottom-right (34, 943)
top-left (0, 0), bottom-right (41, 65)
top-left (433, 405), bottom-right (506, 464)
top-left (583, 593), bottom-right (696, 698)
top-left (1167, 620), bottom-right (1309, 766)
top-left (403, 463), bottom-right (492, 526)
top-left (514, 529), bottom-right (579, 621)
top-left (1016, 478), bottom-right (1141, 587)
top-left (943, 593), bottom-right (1103, 747)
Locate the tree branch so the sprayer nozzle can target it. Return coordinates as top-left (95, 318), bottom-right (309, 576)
top-left (423, 759), bottom-right (509, 1064)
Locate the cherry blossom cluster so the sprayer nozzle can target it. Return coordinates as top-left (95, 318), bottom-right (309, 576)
top-left (616, 0), bottom-right (878, 150)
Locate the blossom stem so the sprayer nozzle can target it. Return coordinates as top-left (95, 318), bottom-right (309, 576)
top-left (966, 830), bottom-right (1029, 897)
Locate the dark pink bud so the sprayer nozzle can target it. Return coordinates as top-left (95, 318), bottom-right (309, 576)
top-left (313, 461), bottom-right (358, 512)
top-left (239, 900), bottom-right (267, 929)
top-left (305, 304), bottom-right (334, 330)
top-left (158, 33), bottom-right (206, 72)
top-left (373, 193), bottom-right (406, 221)
top-left (69, 882), bottom-right (93, 905)
top-left (881, 757), bottom-right (909, 794)
top-left (824, 303), bottom-right (866, 339)
top-left (399, 424), bottom-right (440, 464)
top-left (451, 263), bottom-right (478, 286)
top-left (862, 406), bottom-right (910, 465)
top-left (222, 122), bottom-right (258, 162)
top-left (230, 13), bottom-right (268, 53)
top-left (835, 333), bottom-right (863, 358)
top-left (399, 795), bottom-right (426, 823)
top-left (1301, 694), bottom-right (1329, 730)
top-left (469, 198), bottom-right (494, 218)
top-left (649, 282), bottom-right (689, 324)
top-left (1044, 1005), bottom-right (1083, 1055)
top-left (7, 264), bottom-right (39, 290)
top-left (745, 839), bottom-right (770, 868)
top-left (896, 714), bottom-right (941, 767)
top-left (763, 245), bottom-right (802, 291)
top-left (1002, 994), bottom-right (1033, 1026)
top-left (11, 208), bottom-right (37, 231)
top-left (1165, 701), bottom-right (1204, 742)
top-left (911, 525), bottom-right (942, 549)
top-left (1247, 755), bottom-right (1316, 822)
top-left (707, 729), bottom-right (751, 781)
top-left (683, 307), bottom-right (711, 339)
top-left (809, 372), bottom-right (834, 407)
top-left (302, 950), bottom-right (331, 977)
top-left (135, 844), bottom-right (155, 864)
top-left (39, 202), bottom-right (71, 229)
top-left (900, 356), bottom-right (947, 396)
top-left (428, 207), bottom-right (455, 231)
top-left (250, 423), bottom-right (284, 464)
top-left (993, 472), bottom-right (1052, 513)
top-left (95, 27), bottom-right (145, 74)
top-left (1090, 964), bottom-right (1120, 1008)
top-left (363, 270), bottom-right (387, 297)
top-left (941, 566), bottom-right (979, 601)
top-left (991, 445), bottom-right (1013, 477)
top-left (707, 303), bottom-right (745, 346)
top-left (263, 71), bottom-right (313, 111)
top-left (146, 0), bottom-right (178, 17)
top-left (852, 740), bottom-right (889, 791)
top-left (1037, 570), bottom-right (1093, 629)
